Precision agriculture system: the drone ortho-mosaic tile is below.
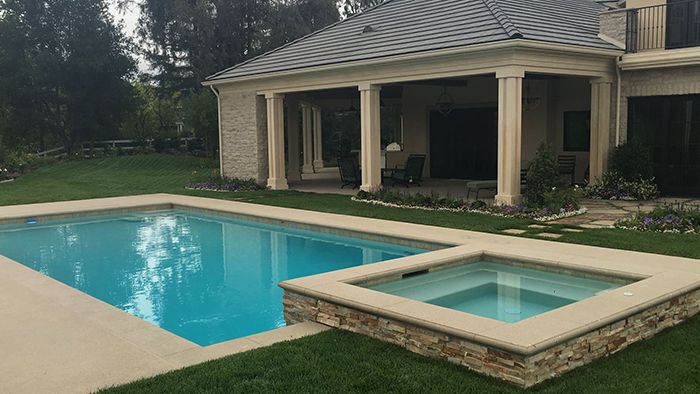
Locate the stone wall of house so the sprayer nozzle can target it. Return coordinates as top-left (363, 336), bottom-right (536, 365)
top-left (283, 288), bottom-right (700, 388)
top-left (619, 65), bottom-right (700, 143)
top-left (219, 88), bottom-right (268, 184)
top-left (599, 9), bottom-right (628, 47)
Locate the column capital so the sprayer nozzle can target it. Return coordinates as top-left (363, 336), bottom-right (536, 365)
top-left (590, 76), bottom-right (614, 85)
top-left (264, 92), bottom-right (285, 100)
top-left (495, 66), bottom-right (525, 79)
top-left (358, 82), bottom-right (381, 92)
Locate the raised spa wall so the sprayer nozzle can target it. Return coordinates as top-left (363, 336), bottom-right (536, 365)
top-left (282, 288), bottom-right (700, 388)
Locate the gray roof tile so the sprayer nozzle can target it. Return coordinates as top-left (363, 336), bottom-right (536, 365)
top-left (207, 0), bottom-right (617, 82)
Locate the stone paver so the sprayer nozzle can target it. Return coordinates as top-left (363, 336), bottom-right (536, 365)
top-left (580, 224), bottom-right (605, 229)
top-left (502, 229), bottom-right (528, 235)
top-left (528, 224), bottom-right (549, 229)
top-left (536, 232), bottom-right (563, 239)
top-left (589, 220), bottom-right (616, 227)
top-left (561, 228), bottom-right (584, 233)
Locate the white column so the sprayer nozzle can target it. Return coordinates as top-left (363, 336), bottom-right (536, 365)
top-left (495, 68), bottom-right (524, 206)
top-left (589, 78), bottom-right (613, 183)
top-left (287, 97), bottom-right (301, 182)
top-left (312, 106), bottom-right (324, 170)
top-left (301, 104), bottom-right (314, 174)
top-left (359, 83), bottom-right (382, 192)
top-left (265, 92), bottom-right (288, 190)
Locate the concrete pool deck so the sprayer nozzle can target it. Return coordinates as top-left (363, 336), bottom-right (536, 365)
top-left (1, 194), bottom-right (699, 391)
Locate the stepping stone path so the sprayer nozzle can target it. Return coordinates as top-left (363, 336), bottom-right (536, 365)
top-left (501, 229), bottom-right (528, 235)
top-left (536, 232), bottom-right (563, 239)
top-left (528, 224), bottom-right (549, 229)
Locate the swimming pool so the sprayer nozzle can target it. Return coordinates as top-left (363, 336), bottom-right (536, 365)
top-left (367, 261), bottom-right (623, 323)
top-left (0, 210), bottom-right (425, 345)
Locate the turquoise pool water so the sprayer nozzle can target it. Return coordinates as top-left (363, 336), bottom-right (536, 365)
top-left (0, 210), bottom-right (425, 345)
top-left (369, 261), bottom-right (623, 323)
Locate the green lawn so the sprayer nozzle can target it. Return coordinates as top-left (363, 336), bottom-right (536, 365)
top-left (2, 154), bottom-right (700, 393)
top-left (104, 325), bottom-right (700, 394)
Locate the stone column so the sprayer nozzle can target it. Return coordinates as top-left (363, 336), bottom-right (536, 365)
top-left (359, 83), bottom-right (382, 192)
top-left (265, 92), bottom-right (288, 190)
top-left (287, 97), bottom-right (301, 182)
top-left (301, 104), bottom-right (314, 174)
top-left (312, 106), bottom-right (324, 170)
top-left (218, 89), bottom-right (268, 184)
top-left (589, 78), bottom-right (613, 182)
top-left (495, 68), bottom-right (524, 205)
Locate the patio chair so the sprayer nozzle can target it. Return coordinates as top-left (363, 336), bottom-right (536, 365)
top-left (466, 180), bottom-right (497, 200)
top-left (391, 154), bottom-right (426, 187)
top-left (338, 156), bottom-right (361, 189)
top-left (558, 155), bottom-right (576, 186)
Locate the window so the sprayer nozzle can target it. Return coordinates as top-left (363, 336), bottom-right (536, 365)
top-left (563, 111), bottom-right (591, 152)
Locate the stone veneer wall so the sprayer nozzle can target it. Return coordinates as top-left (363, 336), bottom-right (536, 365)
top-left (619, 65), bottom-right (700, 143)
top-left (599, 9), bottom-right (628, 47)
top-left (219, 88), bottom-right (268, 184)
top-left (284, 289), bottom-right (700, 388)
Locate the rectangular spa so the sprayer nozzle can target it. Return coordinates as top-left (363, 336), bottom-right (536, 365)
top-left (0, 209), bottom-right (426, 345)
top-left (281, 251), bottom-right (700, 388)
top-left (367, 261), bottom-right (623, 323)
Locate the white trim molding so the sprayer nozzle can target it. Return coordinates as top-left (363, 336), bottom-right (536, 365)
top-left (620, 47), bottom-right (700, 70)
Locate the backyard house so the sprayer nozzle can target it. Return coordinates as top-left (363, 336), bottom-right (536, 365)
top-left (204, 0), bottom-right (700, 202)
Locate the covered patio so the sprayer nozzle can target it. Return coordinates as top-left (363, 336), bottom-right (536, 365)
top-left (205, 0), bottom-right (622, 205)
top-left (278, 72), bottom-right (609, 203)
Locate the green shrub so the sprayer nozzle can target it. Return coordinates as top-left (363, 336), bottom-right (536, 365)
top-left (611, 141), bottom-right (653, 181)
top-left (543, 186), bottom-right (583, 212)
top-left (525, 143), bottom-right (560, 207)
top-left (153, 137), bottom-right (167, 153)
top-left (188, 170), bottom-right (264, 192)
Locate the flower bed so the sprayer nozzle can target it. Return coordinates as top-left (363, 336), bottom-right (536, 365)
top-left (585, 171), bottom-right (658, 201)
top-left (616, 203), bottom-right (700, 234)
top-left (187, 175), bottom-right (265, 192)
top-left (353, 190), bottom-right (586, 222)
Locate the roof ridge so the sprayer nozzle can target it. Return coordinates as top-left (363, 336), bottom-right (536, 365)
top-left (205, 0), bottom-right (399, 81)
top-left (480, 0), bottom-right (523, 39)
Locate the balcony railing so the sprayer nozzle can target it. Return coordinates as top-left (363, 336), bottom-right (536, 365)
top-left (626, 0), bottom-right (700, 53)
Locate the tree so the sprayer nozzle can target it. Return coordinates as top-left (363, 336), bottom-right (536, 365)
top-left (120, 81), bottom-right (159, 141)
top-left (266, 0), bottom-right (339, 49)
top-left (181, 90), bottom-right (218, 154)
top-left (342, 0), bottom-right (384, 16)
top-left (128, 0), bottom-right (340, 92)
top-left (0, 0), bottom-right (135, 152)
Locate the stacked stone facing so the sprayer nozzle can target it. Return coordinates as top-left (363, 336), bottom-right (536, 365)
top-left (283, 288), bottom-right (700, 388)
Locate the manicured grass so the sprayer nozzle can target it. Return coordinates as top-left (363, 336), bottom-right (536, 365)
top-left (0, 154), bottom-right (213, 205)
top-left (3, 155), bottom-right (700, 393)
top-left (104, 320), bottom-right (700, 393)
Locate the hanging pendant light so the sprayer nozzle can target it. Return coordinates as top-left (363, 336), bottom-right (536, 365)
top-left (436, 86), bottom-right (455, 116)
top-left (522, 80), bottom-right (542, 112)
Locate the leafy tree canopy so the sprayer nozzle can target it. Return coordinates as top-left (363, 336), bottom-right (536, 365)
top-left (0, 0), bottom-right (135, 151)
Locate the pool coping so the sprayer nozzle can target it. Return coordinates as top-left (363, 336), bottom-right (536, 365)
top-left (280, 248), bottom-right (700, 355)
top-left (1, 193), bottom-right (700, 391)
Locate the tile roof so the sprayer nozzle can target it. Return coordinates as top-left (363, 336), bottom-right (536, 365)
top-left (207, 0), bottom-right (617, 82)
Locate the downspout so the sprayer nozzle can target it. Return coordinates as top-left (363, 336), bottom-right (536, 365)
top-left (209, 85), bottom-right (224, 176)
top-left (615, 57), bottom-right (622, 146)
